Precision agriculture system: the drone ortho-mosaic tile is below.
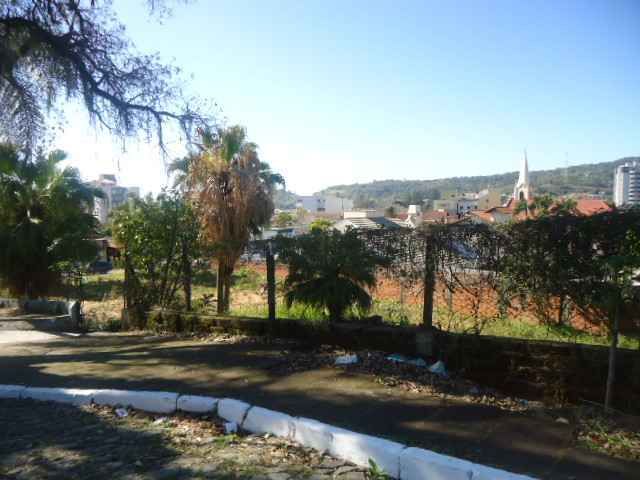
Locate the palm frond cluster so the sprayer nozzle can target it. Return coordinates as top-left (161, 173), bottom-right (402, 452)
top-left (173, 125), bottom-right (283, 313)
top-left (0, 142), bottom-right (101, 296)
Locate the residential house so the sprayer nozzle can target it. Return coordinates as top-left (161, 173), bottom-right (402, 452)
top-left (297, 195), bottom-right (354, 215)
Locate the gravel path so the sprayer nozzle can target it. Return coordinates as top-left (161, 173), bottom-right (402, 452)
top-left (0, 399), bottom-right (369, 480)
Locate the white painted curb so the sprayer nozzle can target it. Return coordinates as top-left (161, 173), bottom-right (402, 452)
top-left (242, 406), bottom-right (294, 439)
top-left (22, 387), bottom-right (95, 406)
top-left (0, 385), bottom-right (537, 480)
top-left (92, 389), bottom-right (178, 414)
top-left (177, 394), bottom-right (218, 413)
top-left (0, 384), bottom-right (26, 399)
top-left (217, 398), bottom-right (251, 424)
top-left (330, 429), bottom-right (406, 478)
top-left (400, 447), bottom-right (474, 480)
top-left (293, 417), bottom-right (341, 453)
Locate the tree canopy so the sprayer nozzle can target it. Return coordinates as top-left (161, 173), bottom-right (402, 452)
top-left (111, 191), bottom-right (203, 321)
top-left (0, 0), bottom-right (208, 150)
top-left (186, 125), bottom-right (283, 313)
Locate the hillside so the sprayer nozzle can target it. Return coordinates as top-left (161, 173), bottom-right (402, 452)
top-left (273, 188), bottom-right (299, 210)
top-left (315, 157), bottom-right (638, 208)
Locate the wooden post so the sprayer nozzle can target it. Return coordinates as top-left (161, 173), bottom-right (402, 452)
top-left (422, 234), bottom-right (436, 328)
top-left (266, 242), bottom-right (276, 323)
top-left (605, 300), bottom-right (620, 412)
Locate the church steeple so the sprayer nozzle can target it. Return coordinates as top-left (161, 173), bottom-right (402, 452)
top-left (513, 150), bottom-right (531, 201)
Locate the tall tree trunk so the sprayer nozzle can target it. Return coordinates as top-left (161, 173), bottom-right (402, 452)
top-left (216, 261), bottom-right (225, 315)
top-left (224, 265), bottom-right (232, 312)
top-left (266, 243), bottom-right (276, 322)
top-left (605, 300), bottom-right (620, 412)
top-left (182, 240), bottom-right (192, 311)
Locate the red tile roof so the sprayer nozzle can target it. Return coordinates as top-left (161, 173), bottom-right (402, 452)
top-left (573, 199), bottom-right (612, 216)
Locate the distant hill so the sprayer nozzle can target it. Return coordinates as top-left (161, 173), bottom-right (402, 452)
top-left (273, 188), bottom-right (299, 210)
top-left (315, 157), bottom-right (638, 208)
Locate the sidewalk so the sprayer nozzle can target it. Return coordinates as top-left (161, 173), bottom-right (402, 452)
top-left (0, 331), bottom-right (636, 479)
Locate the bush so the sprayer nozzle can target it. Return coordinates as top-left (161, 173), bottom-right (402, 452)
top-left (277, 230), bottom-right (388, 321)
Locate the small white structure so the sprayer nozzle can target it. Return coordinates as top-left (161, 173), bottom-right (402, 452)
top-left (334, 210), bottom-right (404, 232)
top-left (614, 160), bottom-right (640, 207)
top-left (405, 204), bottom-right (423, 228)
top-left (297, 195), bottom-right (354, 215)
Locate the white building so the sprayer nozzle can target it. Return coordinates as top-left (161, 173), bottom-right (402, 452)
top-left (297, 195), bottom-right (354, 215)
top-left (91, 174), bottom-right (140, 223)
top-left (333, 210), bottom-right (404, 232)
top-left (513, 151), bottom-right (532, 202)
top-left (614, 160), bottom-right (640, 207)
top-left (432, 189), bottom-right (501, 215)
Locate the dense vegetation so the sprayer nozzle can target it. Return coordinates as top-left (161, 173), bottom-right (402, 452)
top-left (309, 157), bottom-right (639, 209)
top-left (0, 144), bottom-right (100, 297)
top-left (111, 192), bottom-right (203, 324)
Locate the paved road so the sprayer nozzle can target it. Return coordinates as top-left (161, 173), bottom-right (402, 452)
top-left (0, 330), bottom-right (79, 345)
top-left (0, 330), bottom-right (637, 480)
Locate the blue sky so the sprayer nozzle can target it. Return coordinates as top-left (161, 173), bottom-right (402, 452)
top-left (57, 0), bottom-right (640, 195)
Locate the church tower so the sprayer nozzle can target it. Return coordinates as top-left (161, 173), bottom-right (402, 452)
top-left (513, 151), bottom-right (532, 201)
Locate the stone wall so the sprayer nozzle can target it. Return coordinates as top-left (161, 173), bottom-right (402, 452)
top-left (0, 298), bottom-right (82, 331)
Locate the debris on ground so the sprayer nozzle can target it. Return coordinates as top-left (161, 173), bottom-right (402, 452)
top-left (386, 353), bottom-right (428, 367)
top-left (428, 360), bottom-right (448, 378)
top-left (264, 344), bottom-right (537, 413)
top-left (575, 406), bottom-right (640, 461)
top-left (0, 398), bottom-right (369, 479)
top-left (224, 421), bottom-right (238, 434)
top-left (182, 333), bottom-right (541, 414)
top-left (114, 407), bottom-right (128, 418)
top-left (335, 354), bottom-right (359, 365)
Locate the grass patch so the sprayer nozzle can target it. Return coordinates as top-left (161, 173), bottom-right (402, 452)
top-left (81, 269), bottom-right (124, 301)
top-left (230, 301), bottom-right (328, 324)
top-left (481, 317), bottom-right (638, 350)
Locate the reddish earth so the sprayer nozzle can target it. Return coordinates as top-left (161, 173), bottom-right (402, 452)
top-left (244, 262), bottom-right (634, 334)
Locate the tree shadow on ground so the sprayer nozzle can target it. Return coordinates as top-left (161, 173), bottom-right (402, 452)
top-left (0, 335), bottom-right (638, 480)
top-left (0, 398), bottom-right (243, 479)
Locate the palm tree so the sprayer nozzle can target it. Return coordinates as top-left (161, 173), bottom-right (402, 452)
top-left (185, 126), bottom-right (283, 313)
top-left (278, 230), bottom-right (388, 321)
top-left (0, 143), bottom-right (101, 297)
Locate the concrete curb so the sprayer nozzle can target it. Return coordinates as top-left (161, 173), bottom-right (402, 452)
top-left (0, 384), bottom-right (537, 480)
top-left (177, 394), bottom-right (218, 413)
